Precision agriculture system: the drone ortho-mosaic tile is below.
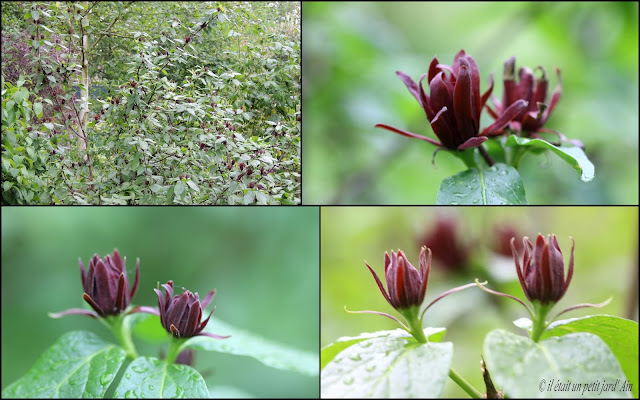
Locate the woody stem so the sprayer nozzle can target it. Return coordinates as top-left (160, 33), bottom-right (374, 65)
top-left (478, 145), bottom-right (495, 167)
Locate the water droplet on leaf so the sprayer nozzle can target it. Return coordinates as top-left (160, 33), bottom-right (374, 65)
top-left (349, 353), bottom-right (362, 361)
top-left (100, 372), bottom-right (113, 385)
top-left (343, 376), bottom-right (354, 385)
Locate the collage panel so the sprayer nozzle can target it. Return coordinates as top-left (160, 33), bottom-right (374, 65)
top-left (321, 206), bottom-right (638, 398)
top-left (302, 2), bottom-right (638, 205)
top-left (2, 2), bottom-right (300, 205)
top-left (1, 206), bottom-right (319, 398)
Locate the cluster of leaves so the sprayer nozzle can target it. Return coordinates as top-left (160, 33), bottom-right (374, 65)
top-left (1, 314), bottom-right (318, 398)
top-left (321, 316), bottom-right (637, 398)
top-left (1, 1), bottom-right (300, 204)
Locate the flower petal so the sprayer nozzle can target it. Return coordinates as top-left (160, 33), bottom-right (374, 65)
top-left (166, 293), bottom-right (190, 329)
top-left (115, 273), bottom-right (126, 312)
top-left (49, 308), bottom-right (99, 319)
top-left (541, 67), bottom-right (562, 125)
top-left (419, 247), bottom-right (431, 305)
top-left (83, 293), bottom-right (106, 317)
top-left (130, 258), bottom-right (140, 301)
top-left (418, 74), bottom-right (434, 120)
top-left (201, 289), bottom-right (216, 310)
top-left (198, 331), bottom-right (231, 339)
top-left (396, 70), bottom-right (422, 107)
top-left (127, 305), bottom-right (160, 316)
top-left (427, 56), bottom-right (441, 84)
top-left (563, 237), bottom-right (575, 295)
top-left (170, 324), bottom-right (180, 338)
top-left (512, 238), bottom-right (531, 302)
top-left (365, 261), bottom-right (393, 307)
top-left (184, 300), bottom-right (201, 337)
top-left (430, 107), bottom-right (456, 149)
top-left (453, 60), bottom-right (477, 143)
top-left (375, 124), bottom-right (443, 147)
top-left (457, 136), bottom-right (487, 150)
top-left (481, 99), bottom-right (528, 136)
top-left (154, 288), bottom-right (167, 327)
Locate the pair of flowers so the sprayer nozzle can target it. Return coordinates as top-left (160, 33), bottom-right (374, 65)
top-left (376, 49), bottom-right (567, 151)
top-left (52, 249), bottom-right (226, 340)
top-left (359, 234), bottom-right (605, 343)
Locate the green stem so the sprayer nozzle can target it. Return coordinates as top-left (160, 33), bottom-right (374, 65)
top-left (165, 338), bottom-right (187, 364)
top-left (401, 306), bottom-right (427, 343)
top-left (530, 301), bottom-right (554, 342)
top-left (107, 315), bottom-right (138, 360)
top-left (449, 368), bottom-right (483, 398)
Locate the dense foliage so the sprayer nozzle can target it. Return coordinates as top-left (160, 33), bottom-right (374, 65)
top-left (2, 1), bottom-right (300, 204)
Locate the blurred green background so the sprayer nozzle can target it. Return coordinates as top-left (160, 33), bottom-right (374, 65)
top-left (1, 207), bottom-right (319, 398)
top-left (303, 2), bottom-right (639, 204)
top-left (321, 206), bottom-right (638, 397)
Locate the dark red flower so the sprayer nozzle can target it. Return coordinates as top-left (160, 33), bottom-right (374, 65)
top-left (512, 234), bottom-right (574, 304)
top-left (417, 216), bottom-right (471, 271)
top-left (51, 249), bottom-right (140, 319)
top-left (79, 249), bottom-right (140, 317)
top-left (376, 49), bottom-right (528, 150)
top-left (492, 223), bottom-right (522, 257)
top-left (155, 281), bottom-right (229, 339)
top-left (366, 247), bottom-right (431, 311)
top-left (488, 57), bottom-right (561, 135)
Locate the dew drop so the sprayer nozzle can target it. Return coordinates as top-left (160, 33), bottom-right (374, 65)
top-left (333, 357), bottom-right (342, 363)
top-left (176, 387), bottom-right (184, 397)
top-left (125, 389), bottom-right (137, 398)
top-left (359, 341), bottom-right (372, 348)
top-left (131, 365), bottom-right (148, 373)
top-left (221, 344), bottom-right (231, 351)
top-left (100, 372), bottom-right (114, 386)
top-left (349, 354), bottom-right (362, 361)
top-left (366, 365), bottom-right (376, 372)
top-left (343, 376), bottom-right (354, 385)
top-left (148, 384), bottom-right (155, 390)
top-left (125, 373), bottom-right (132, 379)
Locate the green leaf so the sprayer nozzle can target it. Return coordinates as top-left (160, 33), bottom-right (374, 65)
top-left (484, 329), bottom-right (631, 398)
top-left (34, 102), bottom-right (43, 118)
top-left (321, 328), bottom-right (446, 369)
top-left (541, 315), bottom-right (638, 397)
top-left (506, 135), bottom-right (595, 182)
top-left (130, 313), bottom-right (169, 343)
top-left (183, 317), bottom-right (318, 377)
top-left (321, 333), bottom-right (453, 397)
top-left (186, 180), bottom-right (199, 192)
top-left (174, 180), bottom-right (185, 195)
top-left (47, 75), bottom-right (56, 84)
top-left (1, 331), bottom-right (125, 398)
top-left (436, 163), bottom-right (527, 205)
top-left (113, 357), bottom-right (208, 398)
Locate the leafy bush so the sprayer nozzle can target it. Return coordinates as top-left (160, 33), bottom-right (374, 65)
top-left (1, 1), bottom-right (300, 204)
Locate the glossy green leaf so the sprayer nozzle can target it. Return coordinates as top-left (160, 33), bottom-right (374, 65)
top-left (541, 315), bottom-right (638, 397)
top-left (321, 327), bottom-right (446, 369)
top-left (183, 317), bottom-right (318, 377)
top-left (506, 135), bottom-right (595, 182)
top-left (436, 163), bottom-right (528, 205)
top-left (113, 357), bottom-right (208, 398)
top-left (1, 331), bottom-right (125, 398)
top-left (321, 333), bottom-right (453, 398)
top-left (484, 329), bottom-right (631, 398)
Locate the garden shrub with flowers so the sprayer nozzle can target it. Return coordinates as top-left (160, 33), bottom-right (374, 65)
top-left (376, 49), bottom-right (594, 205)
top-left (1, 249), bottom-right (318, 398)
top-left (321, 235), bottom-right (637, 398)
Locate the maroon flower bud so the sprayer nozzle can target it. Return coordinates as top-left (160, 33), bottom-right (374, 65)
top-left (417, 216), bottom-right (472, 271)
top-left (27, 126), bottom-right (33, 132)
top-left (513, 234), bottom-right (574, 304)
top-left (247, 167), bottom-right (253, 176)
top-left (185, 36), bottom-right (191, 43)
top-left (249, 181), bottom-right (255, 188)
top-left (60, 155), bottom-right (64, 161)
top-left (50, 250), bottom-right (140, 319)
top-left (488, 57), bottom-right (562, 136)
top-left (175, 349), bottom-right (195, 366)
top-left (492, 223), bottom-right (523, 257)
top-left (257, 183), bottom-right (264, 190)
top-left (185, 174), bottom-right (190, 179)
top-left (154, 281), bottom-right (229, 339)
top-left (239, 162), bottom-right (245, 171)
top-left (376, 49), bottom-right (528, 150)
top-left (179, 175), bottom-right (183, 179)
top-left (366, 248), bottom-right (431, 311)
top-left (41, 34), bottom-right (44, 40)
